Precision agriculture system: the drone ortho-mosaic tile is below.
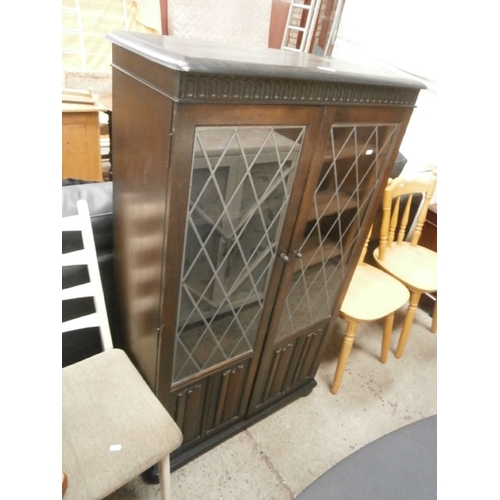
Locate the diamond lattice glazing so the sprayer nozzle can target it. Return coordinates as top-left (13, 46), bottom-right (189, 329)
top-left (275, 124), bottom-right (398, 341)
top-left (173, 126), bottom-right (305, 382)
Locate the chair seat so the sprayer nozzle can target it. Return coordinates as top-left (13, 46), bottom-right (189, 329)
top-left (62, 349), bottom-right (183, 500)
top-left (341, 264), bottom-right (409, 322)
top-left (373, 243), bottom-right (437, 293)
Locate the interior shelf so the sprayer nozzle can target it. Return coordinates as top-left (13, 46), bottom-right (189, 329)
top-left (307, 190), bottom-right (358, 221)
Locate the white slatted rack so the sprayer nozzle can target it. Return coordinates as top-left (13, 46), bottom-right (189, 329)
top-left (281, 0), bottom-right (321, 53)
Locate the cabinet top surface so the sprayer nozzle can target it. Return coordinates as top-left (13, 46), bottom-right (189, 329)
top-left (107, 31), bottom-right (425, 91)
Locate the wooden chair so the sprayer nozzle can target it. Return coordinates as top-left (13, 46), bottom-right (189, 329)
top-left (373, 170), bottom-right (437, 359)
top-left (62, 199), bottom-right (183, 500)
top-left (331, 229), bottom-right (410, 394)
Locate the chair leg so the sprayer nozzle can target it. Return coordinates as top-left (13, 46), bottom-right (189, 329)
top-left (430, 299), bottom-right (437, 333)
top-left (331, 320), bottom-right (358, 394)
top-left (395, 291), bottom-right (421, 359)
top-left (158, 456), bottom-right (172, 500)
top-left (380, 312), bottom-right (395, 364)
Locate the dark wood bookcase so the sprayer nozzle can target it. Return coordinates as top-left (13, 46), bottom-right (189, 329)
top-left (107, 31), bottom-right (424, 468)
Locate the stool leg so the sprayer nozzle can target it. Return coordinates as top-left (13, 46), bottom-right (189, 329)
top-left (331, 320), bottom-right (358, 394)
top-left (158, 456), bottom-right (172, 500)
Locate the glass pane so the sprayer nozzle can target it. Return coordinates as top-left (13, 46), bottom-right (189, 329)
top-left (275, 124), bottom-right (398, 342)
top-left (174, 126), bottom-right (304, 382)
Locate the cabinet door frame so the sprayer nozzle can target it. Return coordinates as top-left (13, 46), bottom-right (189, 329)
top-left (155, 102), bottom-right (325, 410)
top-left (247, 104), bottom-right (416, 414)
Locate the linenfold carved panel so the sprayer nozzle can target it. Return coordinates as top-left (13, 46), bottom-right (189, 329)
top-left (171, 361), bottom-right (249, 443)
top-left (260, 326), bottom-right (325, 404)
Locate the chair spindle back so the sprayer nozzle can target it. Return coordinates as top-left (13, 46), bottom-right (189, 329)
top-left (378, 170), bottom-right (437, 260)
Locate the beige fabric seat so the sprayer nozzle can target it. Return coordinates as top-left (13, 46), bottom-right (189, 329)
top-left (62, 199), bottom-right (182, 499)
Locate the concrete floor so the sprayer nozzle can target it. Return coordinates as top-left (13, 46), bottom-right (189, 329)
top-left (105, 303), bottom-right (437, 499)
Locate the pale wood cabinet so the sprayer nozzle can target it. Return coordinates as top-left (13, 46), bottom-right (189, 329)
top-left (108, 32), bottom-right (424, 468)
top-left (62, 100), bottom-right (106, 182)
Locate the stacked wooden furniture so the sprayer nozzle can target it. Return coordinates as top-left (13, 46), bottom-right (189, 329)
top-left (420, 203), bottom-right (437, 252)
top-left (107, 31), bottom-right (424, 467)
top-left (62, 89), bottom-right (107, 182)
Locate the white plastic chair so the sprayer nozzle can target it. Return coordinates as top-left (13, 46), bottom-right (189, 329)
top-left (62, 199), bottom-right (182, 499)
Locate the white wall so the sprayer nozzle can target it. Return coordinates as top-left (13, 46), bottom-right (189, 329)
top-left (332, 0), bottom-right (438, 185)
top-left (168, 0), bottom-right (272, 47)
top-left (334, 0), bottom-right (437, 82)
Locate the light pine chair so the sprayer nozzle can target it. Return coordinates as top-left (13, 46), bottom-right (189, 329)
top-left (331, 229), bottom-right (410, 394)
top-left (62, 199), bottom-right (183, 500)
top-left (373, 170), bottom-right (438, 358)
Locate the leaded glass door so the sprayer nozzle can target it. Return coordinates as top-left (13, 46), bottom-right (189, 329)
top-left (275, 123), bottom-right (399, 341)
top-left (173, 126), bottom-right (305, 383)
top-left (248, 119), bottom-right (400, 412)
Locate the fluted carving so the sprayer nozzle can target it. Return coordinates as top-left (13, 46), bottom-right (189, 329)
top-left (179, 73), bottom-right (419, 105)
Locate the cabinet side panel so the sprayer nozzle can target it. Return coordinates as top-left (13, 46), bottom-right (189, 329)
top-left (112, 66), bottom-right (174, 390)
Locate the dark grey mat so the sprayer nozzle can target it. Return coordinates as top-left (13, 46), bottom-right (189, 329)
top-left (297, 415), bottom-right (437, 500)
